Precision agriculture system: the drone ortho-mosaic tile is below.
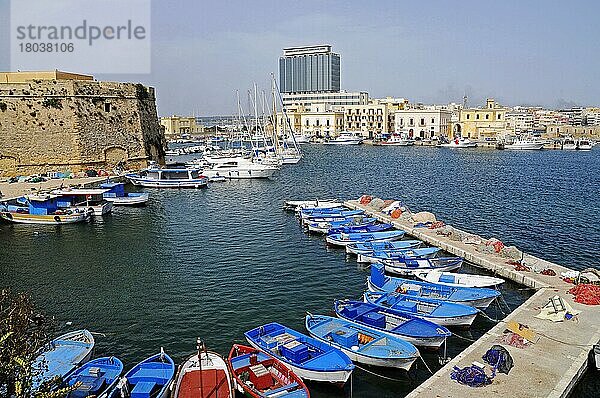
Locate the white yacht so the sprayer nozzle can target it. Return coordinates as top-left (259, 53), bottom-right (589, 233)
top-left (126, 168), bottom-right (208, 188)
top-left (562, 137), bottom-right (577, 150)
top-left (504, 139), bottom-right (544, 150)
top-left (323, 131), bottom-right (363, 145)
top-left (379, 133), bottom-right (415, 146)
top-left (202, 156), bottom-right (278, 179)
top-left (438, 137), bottom-right (478, 148)
top-left (577, 139), bottom-right (593, 150)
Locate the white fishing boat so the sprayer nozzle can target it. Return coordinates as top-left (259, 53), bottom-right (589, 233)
top-left (415, 270), bottom-right (505, 288)
top-left (323, 132), bottom-right (363, 145)
top-left (379, 133), bottom-right (415, 146)
top-left (438, 137), bottom-right (478, 148)
top-left (126, 168), bottom-right (208, 188)
top-left (562, 137), bottom-right (577, 150)
top-left (577, 139), bottom-right (593, 150)
top-left (505, 139), bottom-right (544, 150)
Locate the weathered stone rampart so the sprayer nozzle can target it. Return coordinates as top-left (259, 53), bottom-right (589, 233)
top-left (0, 78), bottom-right (166, 176)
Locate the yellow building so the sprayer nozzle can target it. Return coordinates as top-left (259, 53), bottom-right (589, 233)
top-left (160, 116), bottom-right (204, 140)
top-left (455, 99), bottom-right (509, 140)
top-left (544, 124), bottom-right (600, 139)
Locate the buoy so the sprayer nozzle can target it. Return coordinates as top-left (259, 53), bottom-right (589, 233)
top-left (391, 209), bottom-right (402, 218)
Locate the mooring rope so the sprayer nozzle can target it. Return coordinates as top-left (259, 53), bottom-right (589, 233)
top-left (354, 364), bottom-right (415, 381)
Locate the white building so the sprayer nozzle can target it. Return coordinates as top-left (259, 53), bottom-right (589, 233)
top-left (282, 90), bottom-right (369, 109)
top-left (343, 104), bottom-right (388, 139)
top-left (299, 104), bottom-right (344, 138)
top-left (504, 111), bottom-right (535, 133)
top-left (394, 108), bottom-right (451, 139)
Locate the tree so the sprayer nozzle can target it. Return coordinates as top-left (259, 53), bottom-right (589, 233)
top-left (0, 290), bottom-right (71, 398)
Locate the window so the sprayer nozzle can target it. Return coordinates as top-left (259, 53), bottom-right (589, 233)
top-left (476, 114), bottom-right (480, 120)
top-left (485, 114), bottom-right (489, 120)
top-left (104, 102), bottom-right (111, 112)
top-left (466, 114), bottom-right (470, 120)
top-left (431, 118), bottom-right (435, 124)
top-left (497, 114), bottom-right (502, 119)
top-left (326, 119), bottom-right (330, 126)
top-left (409, 118), bottom-right (414, 126)
top-left (420, 118), bottom-right (425, 126)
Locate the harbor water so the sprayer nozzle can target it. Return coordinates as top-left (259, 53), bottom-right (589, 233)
top-left (1, 145), bottom-right (598, 397)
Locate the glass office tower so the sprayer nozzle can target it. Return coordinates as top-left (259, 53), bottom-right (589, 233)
top-left (279, 45), bottom-right (341, 94)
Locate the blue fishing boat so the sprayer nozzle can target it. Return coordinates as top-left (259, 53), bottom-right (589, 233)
top-left (325, 230), bottom-right (405, 247)
top-left (327, 223), bottom-right (394, 235)
top-left (299, 207), bottom-right (352, 217)
top-left (367, 264), bottom-right (500, 309)
top-left (380, 256), bottom-right (463, 275)
top-left (100, 182), bottom-right (149, 206)
top-left (301, 210), bottom-right (364, 224)
top-left (64, 357), bottom-right (124, 398)
top-left (364, 291), bottom-right (479, 327)
top-left (245, 322), bottom-right (354, 385)
top-left (334, 300), bottom-right (450, 349)
top-left (303, 214), bottom-right (366, 226)
top-left (305, 314), bottom-right (419, 370)
top-left (306, 217), bottom-right (377, 233)
top-left (0, 195), bottom-right (90, 225)
top-left (103, 350), bottom-right (175, 398)
top-left (31, 330), bottom-right (95, 391)
top-left (356, 247), bottom-right (441, 264)
top-left (345, 240), bottom-right (423, 255)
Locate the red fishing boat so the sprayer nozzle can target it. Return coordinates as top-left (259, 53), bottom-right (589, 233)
top-left (227, 344), bottom-right (310, 398)
top-left (172, 339), bottom-right (234, 398)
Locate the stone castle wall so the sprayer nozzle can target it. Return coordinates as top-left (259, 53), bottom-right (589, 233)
top-left (0, 79), bottom-right (166, 176)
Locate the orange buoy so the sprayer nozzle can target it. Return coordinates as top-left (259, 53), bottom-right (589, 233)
top-left (391, 209), bottom-right (402, 218)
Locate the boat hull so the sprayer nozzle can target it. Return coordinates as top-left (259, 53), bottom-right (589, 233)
top-left (0, 211), bottom-right (89, 225)
top-left (128, 177), bottom-right (208, 188)
top-left (104, 194), bottom-right (149, 206)
top-left (202, 168), bottom-right (276, 179)
top-left (415, 271), bottom-right (505, 288)
top-left (382, 258), bottom-right (462, 275)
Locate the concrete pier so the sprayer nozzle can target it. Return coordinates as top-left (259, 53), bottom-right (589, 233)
top-left (345, 199), bottom-right (600, 398)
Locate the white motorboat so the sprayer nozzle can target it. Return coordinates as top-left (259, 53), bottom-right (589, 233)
top-left (126, 168), bottom-right (208, 188)
top-left (284, 133), bottom-right (312, 144)
top-left (324, 132), bottom-right (363, 145)
top-left (438, 137), bottom-right (478, 148)
top-left (203, 157), bottom-right (278, 179)
top-left (577, 139), bottom-right (593, 150)
top-left (379, 133), bottom-right (415, 146)
top-left (505, 139), bottom-right (544, 150)
top-left (562, 137), bottom-right (577, 150)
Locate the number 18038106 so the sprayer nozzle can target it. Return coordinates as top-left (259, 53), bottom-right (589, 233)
top-left (19, 42), bottom-right (74, 53)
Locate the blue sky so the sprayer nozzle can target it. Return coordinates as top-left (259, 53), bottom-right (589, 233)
top-left (1, 0), bottom-right (600, 115)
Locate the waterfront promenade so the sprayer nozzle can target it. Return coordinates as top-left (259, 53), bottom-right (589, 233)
top-left (0, 176), bottom-right (114, 201)
top-left (346, 199), bottom-right (600, 398)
